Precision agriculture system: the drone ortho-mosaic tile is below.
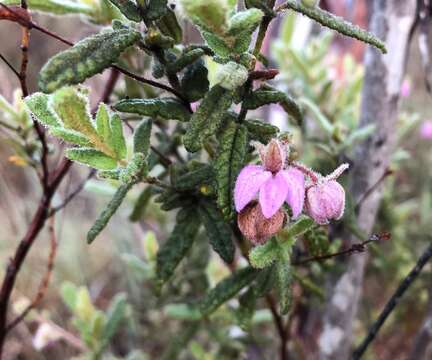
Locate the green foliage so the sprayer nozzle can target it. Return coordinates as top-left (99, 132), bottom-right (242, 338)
top-left (167, 49), bottom-right (205, 74)
top-left (215, 62), bottom-right (249, 90)
top-left (133, 119), bottom-right (153, 155)
top-left (139, 0), bottom-right (168, 21)
top-left (199, 200), bottom-right (235, 263)
top-left (245, 119), bottom-right (279, 143)
top-left (214, 122), bottom-right (248, 219)
top-left (66, 148), bottom-right (118, 170)
top-left (2, 0), bottom-right (94, 16)
top-left (25, 93), bottom-right (60, 127)
top-left (199, 267), bottom-right (258, 316)
top-left (114, 98), bottom-right (191, 122)
top-left (156, 9), bottom-right (183, 43)
top-left (39, 28), bottom-right (141, 93)
top-left (275, 256), bottom-right (293, 315)
top-left (181, 58), bottom-right (210, 101)
top-left (180, 0), bottom-right (228, 34)
top-left (156, 207), bottom-right (201, 284)
top-left (183, 85), bottom-right (233, 152)
top-left (108, 0), bottom-right (142, 22)
top-left (249, 237), bottom-right (279, 269)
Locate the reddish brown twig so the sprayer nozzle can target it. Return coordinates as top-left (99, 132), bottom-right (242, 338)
top-left (294, 232), bottom-right (391, 266)
top-left (0, 4), bottom-right (30, 26)
top-left (355, 168), bottom-right (394, 211)
top-left (249, 69), bottom-right (279, 81)
top-left (5, 216), bottom-right (58, 332)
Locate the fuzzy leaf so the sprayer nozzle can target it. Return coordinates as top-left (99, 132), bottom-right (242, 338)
top-left (245, 119), bottom-right (279, 143)
top-left (95, 104), bottom-right (112, 144)
top-left (114, 98), bottom-right (191, 122)
top-left (167, 48), bottom-right (205, 74)
top-left (102, 293), bottom-right (127, 344)
top-left (156, 207), bottom-right (201, 283)
top-left (108, 114), bottom-right (127, 160)
top-left (237, 287), bottom-right (256, 330)
top-left (129, 187), bottom-right (153, 222)
top-left (249, 237), bottom-right (279, 269)
top-left (199, 201), bottom-right (234, 263)
top-left (142, 0), bottom-right (168, 21)
top-left (25, 92), bottom-right (60, 127)
top-left (227, 9), bottom-right (263, 36)
top-left (156, 9), bottom-right (183, 43)
top-left (154, 190), bottom-right (194, 211)
top-left (201, 31), bottom-right (231, 57)
top-left (284, 216), bottom-right (315, 238)
top-left (50, 127), bottom-right (91, 147)
top-left (108, 0), bottom-right (141, 22)
top-left (244, 86), bottom-right (303, 125)
top-left (280, 0), bottom-right (386, 53)
top-left (181, 58), bottom-right (210, 102)
top-left (199, 267), bottom-right (258, 316)
top-left (87, 182), bottom-right (134, 244)
top-left (276, 257), bottom-right (292, 315)
top-left (214, 122), bottom-right (248, 219)
top-left (66, 148), bottom-right (117, 170)
top-left (184, 85), bottom-right (233, 152)
top-left (39, 28), bottom-right (141, 93)
top-left (133, 119), bottom-right (153, 155)
top-left (174, 165), bottom-right (214, 191)
top-left (2, 0), bottom-right (94, 16)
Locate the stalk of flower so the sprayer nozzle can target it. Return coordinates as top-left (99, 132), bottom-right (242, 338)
top-left (234, 138), bottom-right (349, 242)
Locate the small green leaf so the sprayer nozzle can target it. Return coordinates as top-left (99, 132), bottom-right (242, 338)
top-left (181, 58), bottom-right (210, 102)
top-left (25, 92), bottom-right (60, 127)
top-left (141, 0), bottom-right (168, 21)
top-left (164, 304), bottom-right (202, 321)
top-left (66, 148), bottom-right (118, 170)
top-left (156, 9), bottom-right (183, 43)
top-left (2, 0), bottom-right (94, 16)
top-left (214, 122), bottom-right (248, 219)
top-left (174, 165), bottom-right (214, 191)
top-left (60, 281), bottom-right (79, 310)
top-left (249, 237), bottom-right (279, 269)
top-left (95, 103), bottom-right (112, 144)
top-left (245, 119), bottom-right (279, 143)
top-left (87, 182), bottom-right (134, 244)
top-left (39, 28), bottom-right (141, 93)
top-left (108, 0), bottom-right (141, 22)
top-left (236, 287), bottom-right (256, 330)
top-left (184, 85), bottom-right (233, 152)
top-left (129, 186), bottom-right (153, 221)
top-left (50, 127), bottom-right (91, 147)
top-left (156, 207), bottom-right (201, 283)
top-left (102, 293), bottom-right (128, 344)
top-left (114, 98), bottom-right (191, 122)
top-left (199, 201), bottom-right (234, 263)
top-left (276, 258), bottom-right (292, 315)
top-left (133, 119), bottom-right (153, 155)
top-left (284, 216), bottom-right (315, 239)
top-left (167, 48), bottom-right (205, 74)
top-left (244, 86), bottom-right (303, 125)
top-left (215, 62), bottom-right (249, 90)
top-left (108, 114), bottom-right (127, 160)
top-left (180, 0), bottom-right (228, 33)
top-left (227, 9), bottom-right (264, 35)
top-left (201, 31), bottom-right (231, 57)
top-left (199, 267), bottom-right (258, 316)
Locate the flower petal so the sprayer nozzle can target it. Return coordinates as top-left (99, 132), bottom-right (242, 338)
top-left (259, 171), bottom-right (289, 219)
top-left (282, 168), bottom-right (305, 218)
top-left (234, 165), bottom-right (271, 212)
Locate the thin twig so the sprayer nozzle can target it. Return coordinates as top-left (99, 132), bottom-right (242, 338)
top-left (352, 242), bottom-right (432, 359)
top-left (0, 52), bottom-right (20, 78)
top-left (293, 232), bottom-right (391, 266)
top-left (355, 168), bottom-right (393, 211)
top-left (5, 216), bottom-right (57, 332)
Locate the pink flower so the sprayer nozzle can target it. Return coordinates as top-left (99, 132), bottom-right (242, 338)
top-left (420, 121), bottom-right (432, 140)
top-left (234, 139), bottom-right (305, 219)
top-left (305, 164), bottom-right (349, 225)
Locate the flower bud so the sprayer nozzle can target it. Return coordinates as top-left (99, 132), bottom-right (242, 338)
top-left (305, 180), bottom-right (345, 225)
top-left (179, 0), bottom-right (228, 34)
top-left (237, 202), bottom-right (286, 244)
top-left (215, 62), bottom-right (249, 90)
top-left (253, 139), bottom-right (287, 173)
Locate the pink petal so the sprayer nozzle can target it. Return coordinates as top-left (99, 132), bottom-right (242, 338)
top-left (234, 165), bottom-right (271, 212)
top-left (259, 171), bottom-right (289, 219)
top-left (282, 168), bottom-right (305, 218)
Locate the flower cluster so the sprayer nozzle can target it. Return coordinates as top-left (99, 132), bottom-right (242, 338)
top-left (234, 139), bottom-right (348, 243)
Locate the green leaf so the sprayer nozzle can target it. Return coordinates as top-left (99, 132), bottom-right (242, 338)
top-left (156, 9), bottom-right (183, 44)
top-left (174, 165), bottom-right (214, 191)
top-left (2, 0), bottom-right (94, 16)
top-left (156, 207), bottom-right (201, 283)
top-left (108, 0), bottom-right (141, 22)
top-left (95, 103), bottom-right (112, 144)
top-left (284, 216), bottom-right (315, 238)
top-left (180, 0), bottom-right (228, 33)
top-left (50, 127), bottom-right (91, 147)
top-left (245, 119), bottom-right (279, 143)
top-left (102, 293), bottom-right (128, 344)
top-left (298, 97), bottom-right (334, 134)
top-left (133, 119), bottom-right (153, 155)
top-left (201, 31), bottom-right (231, 57)
top-left (167, 48), bottom-right (205, 74)
top-left (39, 28), bottom-right (141, 93)
top-left (114, 98), bottom-right (191, 122)
top-left (276, 258), bottom-right (292, 315)
top-left (60, 281), bottom-right (78, 310)
top-left (184, 85), bottom-right (233, 152)
top-left (108, 114), bottom-right (127, 160)
top-left (181, 58), bottom-right (210, 102)
top-left (214, 122), bottom-right (248, 219)
top-left (129, 186), bottom-right (153, 221)
top-left (199, 201), bottom-right (234, 263)
top-left (199, 267), bottom-right (258, 316)
top-left (25, 92), bottom-right (60, 127)
top-left (141, 0), bottom-right (168, 21)
top-left (87, 182), bottom-right (134, 244)
top-left (163, 304), bottom-right (202, 321)
top-left (245, 0), bottom-right (275, 17)
top-left (280, 0), bottom-right (386, 53)
top-left (227, 8), bottom-right (263, 35)
top-left (236, 287), bottom-right (256, 330)
top-left (244, 86), bottom-right (303, 125)
top-left (249, 237), bottom-right (279, 269)
top-left (66, 148), bottom-right (118, 170)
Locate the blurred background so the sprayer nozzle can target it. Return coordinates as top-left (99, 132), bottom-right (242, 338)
top-left (0, 0), bottom-right (431, 359)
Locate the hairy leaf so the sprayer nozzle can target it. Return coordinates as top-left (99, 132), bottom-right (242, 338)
top-left (181, 58), bottom-right (209, 102)
top-left (249, 237), bottom-right (279, 269)
top-left (167, 49), bottom-right (205, 74)
top-left (108, 0), bottom-right (141, 22)
top-left (114, 98), bottom-right (191, 122)
top-left (174, 165), bottom-right (214, 191)
top-left (201, 31), bottom-right (231, 57)
top-left (50, 127), bottom-right (91, 147)
top-left (156, 207), bottom-right (201, 283)
top-left (102, 293), bottom-right (128, 345)
top-left (156, 9), bottom-right (183, 44)
top-left (245, 119), bottom-right (279, 143)
top-left (25, 92), bottom-right (60, 127)
top-left (39, 28), bottom-right (141, 93)
top-left (214, 122), bottom-right (248, 219)
top-left (199, 267), bottom-right (258, 316)
top-left (133, 119), bottom-right (153, 155)
top-left (141, 0), bottom-right (168, 21)
top-left (184, 85), bottom-right (233, 152)
top-left (108, 114), bottom-right (127, 160)
top-left (2, 0), bottom-right (94, 16)
top-left (276, 257), bottom-right (292, 315)
top-left (199, 201), bottom-right (234, 263)
top-left (66, 148), bottom-right (117, 170)
top-left (129, 186), bottom-right (153, 222)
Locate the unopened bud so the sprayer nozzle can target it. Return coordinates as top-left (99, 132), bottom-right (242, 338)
top-left (215, 62), bottom-right (249, 90)
top-left (237, 202), bottom-right (286, 244)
